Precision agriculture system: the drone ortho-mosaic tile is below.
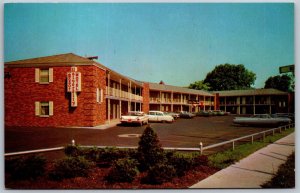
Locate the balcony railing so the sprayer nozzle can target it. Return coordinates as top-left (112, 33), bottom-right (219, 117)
top-left (106, 87), bottom-right (143, 101)
top-left (149, 98), bottom-right (214, 106)
top-left (220, 101), bottom-right (275, 106)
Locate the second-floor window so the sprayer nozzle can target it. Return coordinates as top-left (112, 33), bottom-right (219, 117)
top-left (35, 68), bottom-right (53, 83)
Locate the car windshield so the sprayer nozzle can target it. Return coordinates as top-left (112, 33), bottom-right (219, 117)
top-left (127, 112), bottom-right (144, 116)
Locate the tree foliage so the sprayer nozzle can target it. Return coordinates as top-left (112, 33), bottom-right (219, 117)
top-left (203, 64), bottom-right (256, 91)
top-left (264, 74), bottom-right (293, 92)
top-left (137, 126), bottom-right (165, 171)
top-left (188, 80), bottom-right (210, 91)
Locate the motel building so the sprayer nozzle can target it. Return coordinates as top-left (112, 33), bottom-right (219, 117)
top-left (214, 89), bottom-right (291, 115)
top-left (4, 53), bottom-right (291, 127)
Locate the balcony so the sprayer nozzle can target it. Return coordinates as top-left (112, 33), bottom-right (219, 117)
top-left (150, 97), bottom-right (189, 104)
top-left (106, 87), bottom-right (143, 101)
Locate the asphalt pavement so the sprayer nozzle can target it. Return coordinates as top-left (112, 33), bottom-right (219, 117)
top-left (190, 132), bottom-right (295, 188)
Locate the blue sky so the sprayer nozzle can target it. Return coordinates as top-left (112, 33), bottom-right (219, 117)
top-left (4, 3), bottom-right (294, 88)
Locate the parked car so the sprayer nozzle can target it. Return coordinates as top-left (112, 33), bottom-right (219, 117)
top-left (179, 111), bottom-right (195, 119)
top-left (233, 114), bottom-right (291, 127)
top-left (164, 112), bottom-right (180, 119)
top-left (148, 111), bottom-right (174, 123)
top-left (272, 113), bottom-right (295, 122)
top-left (196, 110), bottom-right (213, 117)
top-left (120, 111), bottom-right (149, 126)
top-left (213, 110), bottom-right (225, 116)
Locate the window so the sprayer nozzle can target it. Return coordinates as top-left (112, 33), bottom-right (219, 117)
top-left (40, 102), bottom-right (49, 115)
top-left (35, 68), bottom-right (53, 83)
top-left (35, 101), bottom-right (53, 117)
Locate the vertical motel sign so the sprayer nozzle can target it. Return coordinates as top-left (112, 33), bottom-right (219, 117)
top-left (67, 67), bottom-right (82, 107)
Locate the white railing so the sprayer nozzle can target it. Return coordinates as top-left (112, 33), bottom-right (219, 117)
top-left (199, 123), bottom-right (295, 154)
top-left (106, 86), bottom-right (143, 101)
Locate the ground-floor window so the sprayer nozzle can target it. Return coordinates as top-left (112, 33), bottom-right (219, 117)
top-left (35, 101), bottom-right (53, 117)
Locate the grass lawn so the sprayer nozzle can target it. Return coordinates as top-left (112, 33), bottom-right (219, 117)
top-left (208, 127), bottom-right (294, 169)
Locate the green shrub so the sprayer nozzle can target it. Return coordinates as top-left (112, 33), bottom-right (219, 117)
top-left (193, 155), bottom-right (209, 167)
top-left (64, 145), bottom-right (83, 157)
top-left (141, 163), bottom-right (176, 185)
top-left (49, 156), bottom-right (93, 181)
top-left (6, 154), bottom-right (46, 180)
top-left (209, 149), bottom-right (244, 169)
top-left (262, 152), bottom-right (295, 188)
top-left (137, 126), bottom-right (166, 171)
top-left (97, 147), bottom-right (129, 167)
top-left (168, 152), bottom-right (194, 177)
top-left (105, 158), bottom-right (139, 183)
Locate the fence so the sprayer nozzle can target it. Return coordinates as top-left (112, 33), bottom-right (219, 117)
top-left (4, 123), bottom-right (294, 157)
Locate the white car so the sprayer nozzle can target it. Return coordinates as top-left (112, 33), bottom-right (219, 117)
top-left (148, 111), bottom-right (174, 123)
top-left (120, 111), bottom-right (149, 126)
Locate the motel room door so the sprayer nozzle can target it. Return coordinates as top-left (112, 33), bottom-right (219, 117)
top-left (112, 104), bottom-right (120, 119)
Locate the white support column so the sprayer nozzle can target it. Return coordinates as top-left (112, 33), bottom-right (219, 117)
top-left (189, 94), bottom-right (191, 112)
top-left (269, 96), bottom-right (272, 114)
top-left (160, 91), bottom-right (162, 111)
top-left (171, 91), bottom-right (173, 112)
top-left (128, 82), bottom-right (130, 112)
top-left (134, 86), bottom-right (137, 111)
top-left (204, 96), bottom-right (206, 111)
top-left (253, 95), bottom-right (256, 115)
top-left (108, 99), bottom-right (111, 123)
top-left (119, 79), bottom-right (122, 117)
top-left (225, 97), bottom-right (227, 112)
top-left (107, 72), bottom-right (111, 123)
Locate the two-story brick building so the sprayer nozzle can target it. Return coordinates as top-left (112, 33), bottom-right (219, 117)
top-left (4, 53), bottom-right (145, 127)
top-left (4, 53), bottom-right (292, 127)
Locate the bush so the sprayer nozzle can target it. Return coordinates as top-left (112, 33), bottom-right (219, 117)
top-left (6, 154), bottom-right (46, 180)
top-left (262, 152), bottom-right (295, 188)
top-left (137, 126), bottom-right (166, 171)
top-left (168, 152), bottom-right (194, 177)
top-left (105, 158), bottom-right (139, 183)
top-left (193, 155), bottom-right (209, 167)
top-left (141, 163), bottom-right (176, 185)
top-left (97, 147), bottom-right (129, 167)
top-left (64, 145), bottom-right (83, 157)
top-left (81, 146), bottom-right (101, 162)
top-left (49, 156), bottom-right (93, 181)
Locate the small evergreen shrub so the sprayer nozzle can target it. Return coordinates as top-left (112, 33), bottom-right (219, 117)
top-left (97, 147), bottom-right (128, 167)
top-left (141, 163), bottom-right (176, 185)
top-left (168, 153), bottom-right (194, 177)
top-left (137, 126), bottom-right (166, 171)
top-left (193, 155), bottom-right (209, 167)
top-left (105, 158), bottom-right (139, 183)
top-left (82, 146), bottom-right (100, 162)
top-left (64, 145), bottom-right (83, 157)
top-left (49, 156), bottom-right (93, 181)
top-left (6, 155), bottom-right (46, 180)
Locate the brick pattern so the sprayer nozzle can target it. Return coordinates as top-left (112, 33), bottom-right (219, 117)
top-left (5, 65), bottom-right (106, 127)
top-left (142, 82), bottom-right (150, 113)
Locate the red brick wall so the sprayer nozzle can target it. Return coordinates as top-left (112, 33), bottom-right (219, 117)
top-left (5, 65), bottom-right (106, 127)
top-left (142, 82), bottom-right (150, 113)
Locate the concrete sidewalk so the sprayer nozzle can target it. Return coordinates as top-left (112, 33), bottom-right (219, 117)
top-left (190, 132), bottom-right (295, 188)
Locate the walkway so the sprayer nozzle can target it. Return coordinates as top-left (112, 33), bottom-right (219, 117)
top-left (190, 132), bottom-right (295, 188)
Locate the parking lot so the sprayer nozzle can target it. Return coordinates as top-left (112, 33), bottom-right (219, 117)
top-left (5, 115), bottom-right (272, 154)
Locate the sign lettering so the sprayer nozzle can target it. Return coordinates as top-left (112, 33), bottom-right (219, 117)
top-left (67, 67), bottom-right (82, 107)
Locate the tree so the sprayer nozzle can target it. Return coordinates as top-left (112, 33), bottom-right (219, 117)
top-left (203, 64), bottom-right (256, 91)
top-left (188, 80), bottom-right (210, 91)
top-left (264, 74), bottom-right (292, 92)
top-left (137, 126), bottom-right (166, 171)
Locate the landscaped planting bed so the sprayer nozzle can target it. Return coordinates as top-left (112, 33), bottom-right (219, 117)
top-left (5, 126), bottom-right (294, 189)
top-left (5, 126), bottom-right (218, 189)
